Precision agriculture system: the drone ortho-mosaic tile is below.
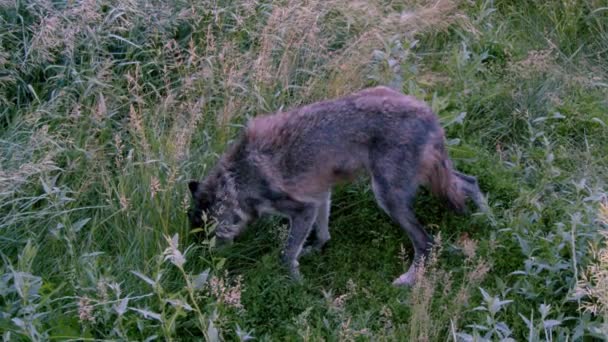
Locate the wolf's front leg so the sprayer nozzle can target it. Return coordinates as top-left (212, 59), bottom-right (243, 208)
top-left (279, 205), bottom-right (318, 281)
top-left (301, 192), bottom-right (332, 256)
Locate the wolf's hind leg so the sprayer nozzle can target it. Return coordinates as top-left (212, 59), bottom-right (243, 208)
top-left (373, 180), bottom-right (432, 286)
top-left (371, 153), bottom-right (433, 286)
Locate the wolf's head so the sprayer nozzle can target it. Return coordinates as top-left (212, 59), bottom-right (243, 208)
top-left (188, 168), bottom-right (251, 245)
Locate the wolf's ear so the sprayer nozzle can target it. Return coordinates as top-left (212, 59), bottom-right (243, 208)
top-left (188, 181), bottom-right (200, 197)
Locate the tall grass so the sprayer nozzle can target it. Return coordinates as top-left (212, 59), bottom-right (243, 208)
top-left (1, 0), bottom-right (607, 340)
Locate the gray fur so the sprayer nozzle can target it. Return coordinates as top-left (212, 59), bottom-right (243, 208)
top-left (188, 86), bottom-right (485, 286)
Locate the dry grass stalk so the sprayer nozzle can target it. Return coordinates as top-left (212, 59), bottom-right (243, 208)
top-left (317, 0), bottom-right (467, 96)
top-left (1, 125), bottom-right (59, 196)
top-left (27, 0), bottom-right (102, 64)
top-left (405, 232), bottom-right (490, 340)
top-left (575, 198), bottom-right (608, 316)
top-left (509, 48), bottom-right (556, 77)
top-left (170, 98), bottom-right (204, 164)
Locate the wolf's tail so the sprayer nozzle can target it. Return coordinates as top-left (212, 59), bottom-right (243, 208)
top-left (422, 130), bottom-right (484, 213)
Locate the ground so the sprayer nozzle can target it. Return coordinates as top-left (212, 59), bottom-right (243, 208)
top-left (1, 0), bottom-right (608, 340)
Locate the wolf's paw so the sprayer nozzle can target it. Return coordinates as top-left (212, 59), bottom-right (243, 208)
top-left (392, 265), bottom-right (417, 287)
top-left (301, 234), bottom-right (330, 256)
top-left (288, 266), bottom-right (303, 283)
top-left (299, 245), bottom-right (322, 257)
top-left (280, 256), bottom-right (303, 283)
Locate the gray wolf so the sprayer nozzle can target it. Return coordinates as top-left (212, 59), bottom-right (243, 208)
top-left (188, 86), bottom-right (485, 286)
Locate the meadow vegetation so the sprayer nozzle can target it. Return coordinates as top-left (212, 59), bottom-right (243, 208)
top-left (1, 0), bottom-right (608, 340)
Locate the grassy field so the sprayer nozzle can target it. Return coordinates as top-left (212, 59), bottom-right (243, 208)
top-left (1, 0), bottom-right (608, 340)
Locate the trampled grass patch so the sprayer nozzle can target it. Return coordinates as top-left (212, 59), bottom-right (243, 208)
top-left (1, 0), bottom-right (607, 340)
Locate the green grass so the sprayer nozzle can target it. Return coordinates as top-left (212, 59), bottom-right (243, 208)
top-left (2, 0), bottom-right (608, 340)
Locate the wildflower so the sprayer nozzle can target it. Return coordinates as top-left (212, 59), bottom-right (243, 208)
top-left (163, 234), bottom-right (186, 269)
top-left (78, 296), bottom-right (95, 323)
top-left (333, 293), bottom-right (349, 310)
top-left (96, 278), bottom-right (109, 302)
top-left (208, 273), bottom-right (244, 310)
top-left (457, 233), bottom-right (477, 260)
top-left (119, 194), bottom-right (129, 211)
